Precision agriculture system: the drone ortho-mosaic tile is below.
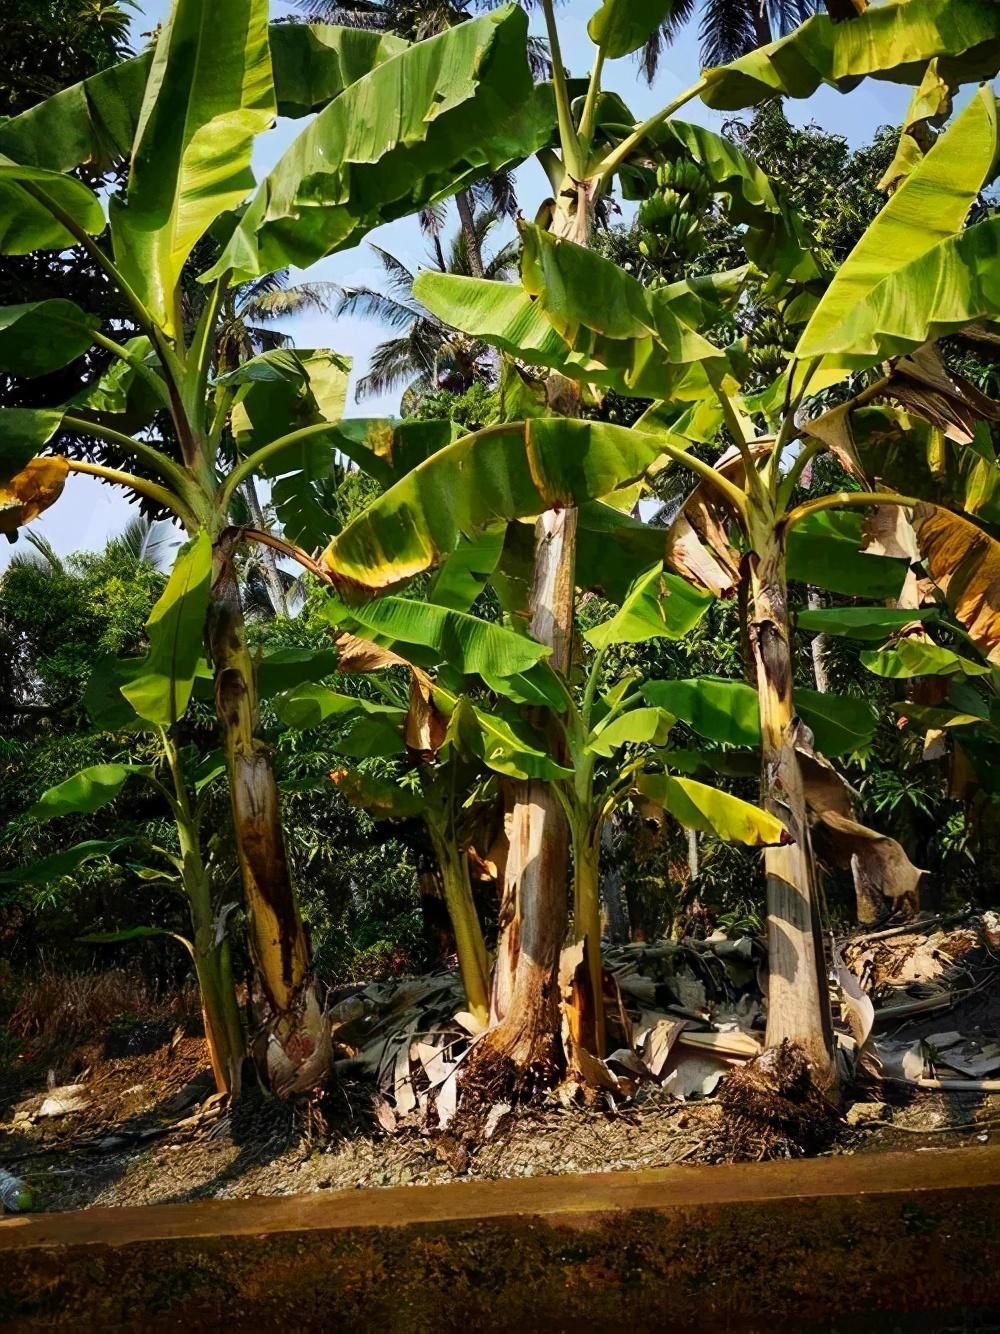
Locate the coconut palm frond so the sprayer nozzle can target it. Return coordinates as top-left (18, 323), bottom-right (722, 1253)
top-left (336, 284), bottom-right (425, 330)
top-left (699, 0), bottom-right (760, 68)
top-left (244, 281), bottom-right (340, 321)
top-left (368, 244), bottom-right (420, 300)
top-left (472, 167), bottom-right (517, 221)
top-left (636, 0), bottom-right (697, 83)
top-left (419, 202), bottom-right (448, 237)
top-left (769, 0), bottom-right (820, 35)
top-left (483, 238), bottom-right (519, 280)
top-left (6, 529), bottom-right (64, 574)
top-left (356, 320), bottom-right (440, 400)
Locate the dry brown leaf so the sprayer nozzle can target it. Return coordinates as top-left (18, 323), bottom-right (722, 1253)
top-left (333, 630), bottom-right (407, 673)
top-left (912, 503), bottom-right (1000, 665)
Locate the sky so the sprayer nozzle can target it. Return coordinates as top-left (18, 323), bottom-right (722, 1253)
top-left (2, 0), bottom-right (914, 567)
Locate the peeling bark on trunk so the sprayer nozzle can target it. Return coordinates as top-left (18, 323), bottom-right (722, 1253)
top-left (806, 589), bottom-right (831, 694)
top-left (749, 532), bottom-right (838, 1095)
top-left (476, 509), bottom-right (577, 1083)
top-left (206, 540), bottom-right (331, 1095)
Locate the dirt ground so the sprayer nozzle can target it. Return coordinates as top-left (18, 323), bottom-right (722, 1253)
top-left (1, 1026), bottom-right (998, 1215)
top-left (3, 912), bottom-right (1000, 1214)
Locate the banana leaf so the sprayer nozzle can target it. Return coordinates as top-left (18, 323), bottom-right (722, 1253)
top-left (0, 408), bottom-right (64, 483)
top-left (636, 773), bottom-right (787, 846)
top-left (320, 419), bottom-right (671, 593)
top-left (588, 0), bottom-right (677, 59)
top-left (584, 563), bottom-right (714, 651)
top-left (0, 301), bottom-right (99, 378)
top-left (796, 88), bottom-right (998, 379)
top-left (701, 0), bottom-right (1000, 112)
top-left (204, 8), bottom-right (543, 285)
top-left (109, 0), bottom-right (276, 337)
top-left (121, 532), bottom-right (214, 726)
top-left (0, 156), bottom-right (105, 255)
top-left (29, 764), bottom-right (151, 821)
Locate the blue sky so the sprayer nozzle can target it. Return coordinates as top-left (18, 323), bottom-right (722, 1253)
top-left (4, 0), bottom-right (914, 565)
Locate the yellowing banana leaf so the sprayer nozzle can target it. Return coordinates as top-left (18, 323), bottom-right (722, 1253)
top-left (796, 88), bottom-right (998, 379)
top-left (877, 58), bottom-right (953, 194)
top-left (28, 763), bottom-right (151, 822)
top-left (0, 408), bottom-right (64, 483)
top-left (324, 595), bottom-right (550, 678)
top-left (585, 706), bottom-right (675, 758)
top-left (122, 532), bottom-right (213, 726)
top-left (799, 214), bottom-right (1000, 372)
top-left (444, 694), bottom-right (572, 782)
top-left (0, 300), bottom-right (99, 378)
top-left (584, 562), bottom-right (714, 651)
top-left (330, 768), bottom-right (425, 821)
top-left (0, 155), bottom-right (105, 255)
top-left (636, 773), bottom-right (787, 846)
top-left (204, 9), bottom-right (540, 284)
top-left (701, 0), bottom-right (1000, 112)
top-left (587, 0), bottom-right (676, 59)
top-left (911, 503), bottom-right (1000, 666)
top-left (0, 456), bottom-right (68, 536)
top-left (320, 419), bottom-right (669, 594)
top-left (110, 0), bottom-right (276, 337)
top-left (861, 637), bottom-right (990, 679)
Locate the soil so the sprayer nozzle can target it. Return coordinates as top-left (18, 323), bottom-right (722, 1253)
top-left (1, 1018), bottom-right (997, 1215)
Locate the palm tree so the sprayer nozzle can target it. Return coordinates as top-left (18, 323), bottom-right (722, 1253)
top-left (339, 208), bottom-right (518, 403)
top-left (213, 270), bottom-right (340, 369)
top-left (637, 0), bottom-right (821, 76)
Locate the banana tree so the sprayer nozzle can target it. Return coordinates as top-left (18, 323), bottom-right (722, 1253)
top-left (0, 661), bottom-right (244, 1095)
top-left (335, 5), bottom-right (1000, 1093)
top-left (0, 0), bottom-right (547, 1090)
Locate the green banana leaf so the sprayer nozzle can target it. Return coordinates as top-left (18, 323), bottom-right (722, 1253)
top-left (0, 155), bottom-right (105, 255)
top-left (428, 526), bottom-right (506, 612)
top-left (0, 408), bottom-right (64, 483)
top-left (320, 419), bottom-right (670, 593)
top-left (109, 0), bottom-right (276, 337)
top-left (274, 682), bottom-right (404, 731)
top-left (0, 840), bottom-right (126, 887)
top-left (66, 336), bottom-right (167, 430)
top-left (796, 606), bottom-right (937, 641)
top-left (444, 695), bottom-right (572, 782)
top-left (83, 655), bottom-right (146, 732)
top-left (224, 349), bottom-right (352, 469)
top-left (204, 8), bottom-right (541, 285)
top-left (862, 638), bottom-right (991, 680)
top-left (28, 763), bottom-right (151, 821)
top-left (121, 532), bottom-right (213, 726)
top-left (0, 24), bottom-right (407, 173)
top-left (256, 647), bottom-right (341, 699)
top-left (588, 0), bottom-right (676, 59)
top-left (636, 773), bottom-right (787, 846)
top-left (642, 676), bottom-right (759, 747)
top-left (787, 510), bottom-right (909, 600)
top-left (642, 676), bottom-right (877, 756)
top-left (795, 688), bottom-right (879, 757)
top-left (701, 0), bottom-right (1000, 112)
top-left (796, 88), bottom-right (998, 379)
top-left (0, 301), bottom-right (99, 378)
top-left (416, 233), bottom-right (728, 401)
top-left (586, 706), bottom-right (675, 758)
top-left (584, 563), bottom-right (714, 651)
top-left (324, 596), bottom-right (550, 678)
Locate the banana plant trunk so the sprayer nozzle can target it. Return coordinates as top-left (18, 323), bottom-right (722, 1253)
top-left (481, 508), bottom-right (577, 1082)
top-left (206, 537), bottom-right (331, 1095)
top-left (425, 819), bottom-right (491, 1030)
top-left (748, 520), bottom-right (838, 1094)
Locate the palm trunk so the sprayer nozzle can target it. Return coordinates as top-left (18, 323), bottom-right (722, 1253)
top-left (206, 537), bottom-right (331, 1095)
top-left (748, 522), bottom-right (838, 1093)
top-left (426, 819), bottom-right (490, 1030)
top-left (455, 189), bottom-right (485, 279)
top-left (241, 477), bottom-right (287, 617)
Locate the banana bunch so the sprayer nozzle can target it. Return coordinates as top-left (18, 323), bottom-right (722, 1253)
top-left (637, 158), bottom-right (712, 271)
top-left (745, 312), bottom-right (794, 381)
